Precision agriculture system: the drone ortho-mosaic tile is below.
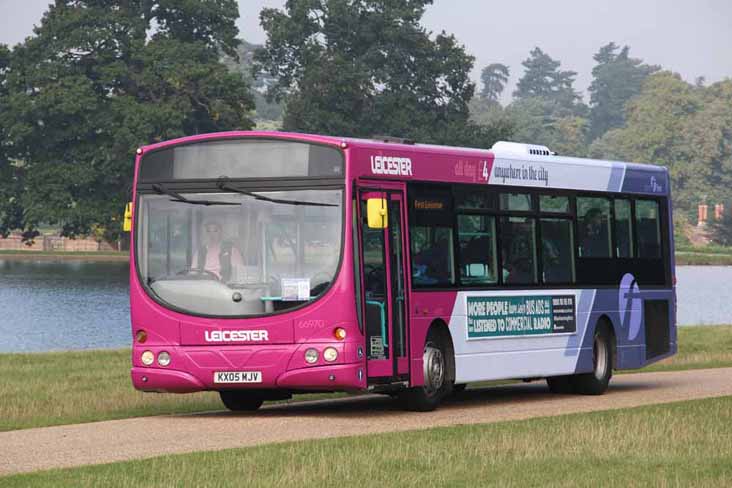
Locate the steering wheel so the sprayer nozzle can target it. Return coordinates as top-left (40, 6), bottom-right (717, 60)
top-left (176, 267), bottom-right (220, 280)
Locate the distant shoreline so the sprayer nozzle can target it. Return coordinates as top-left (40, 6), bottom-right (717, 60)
top-left (0, 251), bottom-right (129, 262)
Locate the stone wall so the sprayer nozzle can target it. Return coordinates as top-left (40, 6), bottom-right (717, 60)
top-left (0, 233), bottom-right (116, 252)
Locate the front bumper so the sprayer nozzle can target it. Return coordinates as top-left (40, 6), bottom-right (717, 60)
top-left (130, 343), bottom-right (366, 393)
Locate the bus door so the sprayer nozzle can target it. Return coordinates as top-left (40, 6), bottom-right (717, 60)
top-left (358, 188), bottom-right (410, 383)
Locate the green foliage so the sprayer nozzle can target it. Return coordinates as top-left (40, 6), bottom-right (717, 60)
top-left (513, 47), bottom-right (583, 113)
top-left (496, 48), bottom-right (589, 156)
top-left (590, 72), bottom-right (732, 219)
top-left (255, 0), bottom-right (506, 148)
top-left (0, 0), bottom-right (254, 241)
top-left (479, 63), bottom-right (509, 103)
top-left (504, 97), bottom-right (589, 157)
top-left (588, 42), bottom-right (659, 141)
top-left (0, 44), bottom-right (25, 238)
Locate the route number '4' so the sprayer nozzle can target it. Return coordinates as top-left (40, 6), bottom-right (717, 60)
top-left (482, 161), bottom-right (489, 181)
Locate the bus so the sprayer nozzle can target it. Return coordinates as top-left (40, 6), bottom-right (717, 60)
top-left (127, 131), bottom-right (676, 411)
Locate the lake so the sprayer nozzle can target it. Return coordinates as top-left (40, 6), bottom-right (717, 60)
top-left (0, 260), bottom-right (727, 352)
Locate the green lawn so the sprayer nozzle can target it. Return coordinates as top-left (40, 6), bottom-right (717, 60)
top-left (675, 252), bottom-right (732, 265)
top-left (675, 244), bottom-right (732, 255)
top-left (3, 396), bottom-right (731, 487)
top-left (643, 324), bottom-right (732, 372)
top-left (1, 325), bottom-right (730, 432)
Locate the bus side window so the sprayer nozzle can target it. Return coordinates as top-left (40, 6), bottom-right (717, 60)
top-left (457, 214), bottom-right (497, 285)
top-left (636, 200), bottom-right (661, 258)
top-left (540, 218), bottom-right (574, 284)
top-left (500, 216), bottom-right (537, 285)
top-left (614, 199), bottom-right (633, 258)
top-left (577, 197), bottom-right (612, 258)
top-left (410, 226), bottom-right (455, 286)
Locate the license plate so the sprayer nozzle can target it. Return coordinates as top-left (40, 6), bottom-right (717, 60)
top-left (213, 371), bottom-right (262, 384)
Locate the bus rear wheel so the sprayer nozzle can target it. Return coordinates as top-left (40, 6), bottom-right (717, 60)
top-left (398, 333), bottom-right (453, 411)
top-left (219, 390), bottom-right (265, 411)
top-left (572, 323), bottom-right (613, 395)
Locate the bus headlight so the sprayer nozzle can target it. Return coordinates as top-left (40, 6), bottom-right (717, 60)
top-left (141, 350), bottom-right (154, 366)
top-left (304, 348), bottom-right (319, 364)
top-left (157, 351), bottom-right (171, 367)
top-left (323, 347), bottom-right (338, 362)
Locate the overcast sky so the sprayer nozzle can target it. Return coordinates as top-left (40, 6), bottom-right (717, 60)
top-left (2, 0), bottom-right (731, 102)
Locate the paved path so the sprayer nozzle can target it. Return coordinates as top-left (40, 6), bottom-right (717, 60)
top-left (2, 367), bottom-right (732, 476)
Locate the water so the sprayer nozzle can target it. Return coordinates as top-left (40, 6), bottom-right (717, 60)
top-left (675, 266), bottom-right (732, 326)
top-left (0, 260), bottom-right (728, 352)
top-left (0, 259), bottom-right (130, 352)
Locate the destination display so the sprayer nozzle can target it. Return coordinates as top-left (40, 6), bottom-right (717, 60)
top-left (466, 295), bottom-right (576, 339)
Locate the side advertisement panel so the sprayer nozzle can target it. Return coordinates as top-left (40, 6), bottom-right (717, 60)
top-left (466, 295), bottom-right (576, 339)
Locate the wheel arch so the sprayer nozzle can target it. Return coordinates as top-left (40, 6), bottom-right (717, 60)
top-left (426, 318), bottom-right (456, 383)
top-left (595, 314), bottom-right (617, 370)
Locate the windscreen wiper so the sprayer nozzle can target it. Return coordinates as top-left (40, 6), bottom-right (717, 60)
top-left (216, 177), bottom-right (337, 207)
top-left (152, 184), bottom-right (239, 206)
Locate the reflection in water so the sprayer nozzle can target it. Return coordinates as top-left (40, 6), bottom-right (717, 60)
top-left (0, 262), bottom-right (727, 352)
top-left (0, 259), bottom-right (130, 352)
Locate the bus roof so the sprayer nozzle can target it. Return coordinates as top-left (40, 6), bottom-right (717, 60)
top-left (138, 131), bottom-right (669, 196)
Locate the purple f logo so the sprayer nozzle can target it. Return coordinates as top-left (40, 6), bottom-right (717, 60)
top-left (618, 273), bottom-right (642, 341)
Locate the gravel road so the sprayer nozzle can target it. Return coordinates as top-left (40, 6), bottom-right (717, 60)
top-left (2, 367), bottom-right (731, 476)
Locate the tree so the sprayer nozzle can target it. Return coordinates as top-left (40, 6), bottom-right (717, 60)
top-left (587, 42), bottom-right (659, 140)
top-left (589, 72), bottom-right (710, 215)
top-left (513, 47), bottom-right (582, 111)
top-left (480, 63), bottom-right (510, 103)
top-left (254, 0), bottom-right (505, 148)
top-left (506, 97), bottom-right (589, 157)
top-left (0, 44), bottom-right (25, 238)
top-left (0, 0), bottom-right (254, 240)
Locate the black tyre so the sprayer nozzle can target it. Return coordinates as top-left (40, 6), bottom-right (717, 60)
top-left (546, 375), bottom-right (575, 394)
top-left (219, 390), bottom-right (265, 411)
top-left (572, 323), bottom-right (613, 395)
top-left (398, 333), bottom-right (453, 411)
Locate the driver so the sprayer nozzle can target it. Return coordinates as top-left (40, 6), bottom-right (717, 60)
top-left (191, 219), bottom-right (244, 282)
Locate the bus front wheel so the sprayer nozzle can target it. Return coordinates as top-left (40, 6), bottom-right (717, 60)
top-left (398, 333), bottom-right (453, 411)
top-left (219, 390), bottom-right (265, 411)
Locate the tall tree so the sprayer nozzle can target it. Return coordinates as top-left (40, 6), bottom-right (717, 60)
top-left (506, 98), bottom-right (589, 157)
top-left (480, 63), bottom-right (510, 103)
top-left (0, 44), bottom-right (25, 238)
top-left (589, 72), bottom-right (704, 213)
top-left (0, 0), bottom-right (254, 240)
top-left (587, 42), bottom-right (659, 141)
top-left (513, 47), bottom-right (581, 110)
top-left (254, 0), bottom-right (504, 148)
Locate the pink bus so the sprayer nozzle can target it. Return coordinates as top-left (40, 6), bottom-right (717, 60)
top-left (128, 131), bottom-right (676, 411)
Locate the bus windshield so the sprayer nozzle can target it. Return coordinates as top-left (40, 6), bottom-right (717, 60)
top-left (136, 189), bottom-right (343, 317)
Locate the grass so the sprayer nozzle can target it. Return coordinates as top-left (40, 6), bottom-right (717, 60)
top-left (675, 253), bottom-right (732, 265)
top-left (675, 243), bottom-right (732, 265)
top-left (644, 324), bottom-right (732, 373)
top-left (675, 244), bottom-right (732, 255)
top-left (3, 396), bottom-right (732, 487)
top-left (1, 325), bottom-right (731, 433)
top-left (0, 349), bottom-right (344, 432)
top-left (0, 350), bottom-right (222, 432)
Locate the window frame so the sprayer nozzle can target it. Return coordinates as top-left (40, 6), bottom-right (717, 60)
top-left (406, 182), bottom-right (671, 291)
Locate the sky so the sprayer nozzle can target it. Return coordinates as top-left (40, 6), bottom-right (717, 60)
top-left (1, 0), bottom-right (731, 103)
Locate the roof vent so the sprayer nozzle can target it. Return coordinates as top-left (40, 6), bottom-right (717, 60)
top-left (372, 135), bottom-right (416, 145)
top-left (491, 141), bottom-right (556, 156)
